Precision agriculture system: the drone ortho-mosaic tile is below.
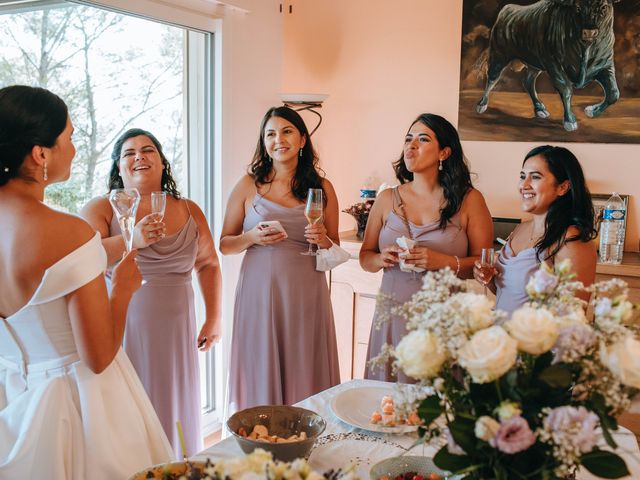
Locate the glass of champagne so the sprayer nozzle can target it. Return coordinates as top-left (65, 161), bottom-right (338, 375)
top-left (151, 191), bottom-right (166, 221)
top-left (480, 247), bottom-right (496, 296)
top-left (301, 188), bottom-right (323, 256)
top-left (109, 188), bottom-right (141, 252)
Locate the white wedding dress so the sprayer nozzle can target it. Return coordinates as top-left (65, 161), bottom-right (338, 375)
top-left (0, 233), bottom-right (173, 479)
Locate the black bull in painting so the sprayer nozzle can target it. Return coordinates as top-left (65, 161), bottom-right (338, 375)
top-left (476, 0), bottom-right (621, 131)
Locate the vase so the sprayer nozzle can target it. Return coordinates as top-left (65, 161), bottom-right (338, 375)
top-left (356, 225), bottom-right (365, 239)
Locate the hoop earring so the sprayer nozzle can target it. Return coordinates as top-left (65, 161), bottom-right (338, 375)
top-left (438, 159), bottom-right (443, 171)
top-left (43, 162), bottom-right (48, 181)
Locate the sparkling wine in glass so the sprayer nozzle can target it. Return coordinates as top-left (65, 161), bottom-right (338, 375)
top-left (480, 247), bottom-right (496, 296)
top-left (109, 188), bottom-right (141, 252)
top-left (151, 191), bottom-right (166, 221)
top-left (301, 188), bottom-right (323, 256)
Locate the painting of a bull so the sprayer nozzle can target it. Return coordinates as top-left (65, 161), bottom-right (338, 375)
top-left (476, 0), bottom-right (620, 132)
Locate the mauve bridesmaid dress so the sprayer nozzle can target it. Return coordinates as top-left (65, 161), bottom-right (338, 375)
top-left (227, 195), bottom-right (340, 412)
top-left (494, 241), bottom-right (540, 317)
top-left (110, 207), bottom-right (202, 459)
top-left (365, 189), bottom-right (469, 382)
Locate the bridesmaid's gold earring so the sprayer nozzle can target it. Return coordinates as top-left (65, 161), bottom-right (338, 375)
top-left (43, 162), bottom-right (48, 181)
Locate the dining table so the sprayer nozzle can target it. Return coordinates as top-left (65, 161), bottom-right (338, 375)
top-left (194, 379), bottom-right (640, 480)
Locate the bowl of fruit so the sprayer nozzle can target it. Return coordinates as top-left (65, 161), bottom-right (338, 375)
top-left (369, 456), bottom-right (451, 480)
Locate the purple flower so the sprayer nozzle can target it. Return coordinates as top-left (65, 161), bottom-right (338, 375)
top-left (544, 406), bottom-right (599, 453)
top-left (526, 268), bottom-right (559, 297)
top-left (489, 416), bottom-right (537, 454)
top-left (553, 325), bottom-right (596, 363)
top-left (445, 428), bottom-right (466, 455)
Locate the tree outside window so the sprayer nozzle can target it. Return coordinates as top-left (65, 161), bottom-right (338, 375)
top-left (0, 2), bottom-right (184, 212)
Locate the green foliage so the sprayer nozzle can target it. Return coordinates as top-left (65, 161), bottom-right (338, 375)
top-left (417, 395), bottom-right (443, 427)
top-left (581, 450), bottom-right (630, 478)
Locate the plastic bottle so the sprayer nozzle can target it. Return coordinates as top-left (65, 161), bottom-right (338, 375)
top-left (599, 192), bottom-right (626, 264)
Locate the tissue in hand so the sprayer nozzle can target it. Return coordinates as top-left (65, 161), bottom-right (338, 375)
top-left (395, 236), bottom-right (425, 273)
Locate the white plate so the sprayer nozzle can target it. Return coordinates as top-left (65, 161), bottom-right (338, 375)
top-left (330, 385), bottom-right (419, 434)
top-left (308, 433), bottom-right (404, 479)
top-left (280, 93), bottom-right (329, 104)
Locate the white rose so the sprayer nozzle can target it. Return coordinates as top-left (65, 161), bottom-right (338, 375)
top-left (506, 307), bottom-right (559, 355)
top-left (600, 336), bottom-right (640, 389)
top-left (458, 326), bottom-right (518, 383)
top-left (395, 329), bottom-right (446, 379)
top-left (454, 293), bottom-right (494, 332)
top-left (474, 415), bottom-right (501, 442)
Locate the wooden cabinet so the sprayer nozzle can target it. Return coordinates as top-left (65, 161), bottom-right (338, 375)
top-left (329, 233), bottom-right (381, 381)
top-left (596, 253), bottom-right (640, 304)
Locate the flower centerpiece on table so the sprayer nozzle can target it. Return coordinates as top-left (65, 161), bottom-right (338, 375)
top-left (386, 261), bottom-right (640, 480)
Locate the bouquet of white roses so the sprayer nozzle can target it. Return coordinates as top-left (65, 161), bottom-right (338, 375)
top-left (388, 261), bottom-right (640, 479)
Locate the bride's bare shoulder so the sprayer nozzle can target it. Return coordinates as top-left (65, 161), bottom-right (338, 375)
top-left (18, 204), bottom-right (96, 266)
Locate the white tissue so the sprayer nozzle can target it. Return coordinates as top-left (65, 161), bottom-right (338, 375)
top-left (395, 236), bottom-right (425, 273)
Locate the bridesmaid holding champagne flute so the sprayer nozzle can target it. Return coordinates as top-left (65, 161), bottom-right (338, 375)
top-left (221, 106), bottom-right (340, 411)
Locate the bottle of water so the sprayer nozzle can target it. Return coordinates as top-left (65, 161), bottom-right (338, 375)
top-left (599, 192), bottom-right (626, 264)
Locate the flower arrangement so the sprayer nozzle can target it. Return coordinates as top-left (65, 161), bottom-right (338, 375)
top-left (342, 200), bottom-right (373, 238)
top-left (387, 261), bottom-right (640, 479)
top-left (142, 449), bottom-right (358, 480)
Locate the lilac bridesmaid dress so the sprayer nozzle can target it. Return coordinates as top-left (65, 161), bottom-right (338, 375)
top-left (228, 195), bottom-right (340, 412)
top-left (110, 208), bottom-right (202, 459)
top-left (494, 240), bottom-right (540, 317)
top-left (365, 192), bottom-right (469, 383)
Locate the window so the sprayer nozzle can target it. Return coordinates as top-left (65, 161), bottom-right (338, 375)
top-left (0, 0), bottom-right (219, 436)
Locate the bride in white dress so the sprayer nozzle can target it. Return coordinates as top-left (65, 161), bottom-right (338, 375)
top-left (0, 85), bottom-right (173, 479)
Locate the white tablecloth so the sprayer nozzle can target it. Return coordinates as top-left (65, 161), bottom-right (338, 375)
top-left (195, 379), bottom-right (640, 479)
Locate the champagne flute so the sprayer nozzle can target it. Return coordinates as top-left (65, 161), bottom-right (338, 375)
top-left (480, 247), bottom-right (496, 296)
top-left (151, 191), bottom-right (166, 221)
top-left (109, 188), bottom-right (141, 252)
top-left (301, 188), bottom-right (323, 256)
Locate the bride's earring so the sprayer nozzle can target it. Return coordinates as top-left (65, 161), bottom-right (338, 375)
top-left (43, 162), bottom-right (48, 181)
top-left (438, 159), bottom-right (443, 171)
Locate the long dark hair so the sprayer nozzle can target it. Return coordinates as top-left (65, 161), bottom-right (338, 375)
top-left (393, 113), bottom-right (472, 229)
top-left (524, 145), bottom-right (596, 260)
top-left (249, 106), bottom-right (324, 202)
top-left (0, 85), bottom-right (68, 187)
top-left (107, 128), bottom-right (181, 198)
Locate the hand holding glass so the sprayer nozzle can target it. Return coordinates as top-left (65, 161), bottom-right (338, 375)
top-left (479, 247), bottom-right (495, 296)
top-left (151, 191), bottom-right (166, 221)
top-left (109, 188), bottom-right (141, 252)
top-left (301, 188), bottom-right (323, 256)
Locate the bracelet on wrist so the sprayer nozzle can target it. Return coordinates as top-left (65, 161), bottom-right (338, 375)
top-left (454, 255), bottom-right (461, 276)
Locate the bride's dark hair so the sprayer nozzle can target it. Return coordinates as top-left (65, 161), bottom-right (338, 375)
top-left (0, 85), bottom-right (68, 187)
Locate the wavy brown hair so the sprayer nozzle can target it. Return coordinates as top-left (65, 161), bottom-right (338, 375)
top-left (249, 106), bottom-right (324, 201)
top-left (107, 128), bottom-right (181, 198)
top-left (393, 113), bottom-right (472, 230)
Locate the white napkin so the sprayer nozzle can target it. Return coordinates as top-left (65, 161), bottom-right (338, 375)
top-left (316, 242), bottom-right (351, 271)
top-left (396, 236), bottom-right (425, 273)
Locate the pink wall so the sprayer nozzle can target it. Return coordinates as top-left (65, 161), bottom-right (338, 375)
top-left (282, 0), bottom-right (640, 251)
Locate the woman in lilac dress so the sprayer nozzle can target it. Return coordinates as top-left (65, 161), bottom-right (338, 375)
top-left (81, 128), bottom-right (222, 458)
top-left (474, 145), bottom-right (596, 317)
top-left (220, 106), bottom-right (340, 412)
top-left (360, 113), bottom-right (493, 382)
